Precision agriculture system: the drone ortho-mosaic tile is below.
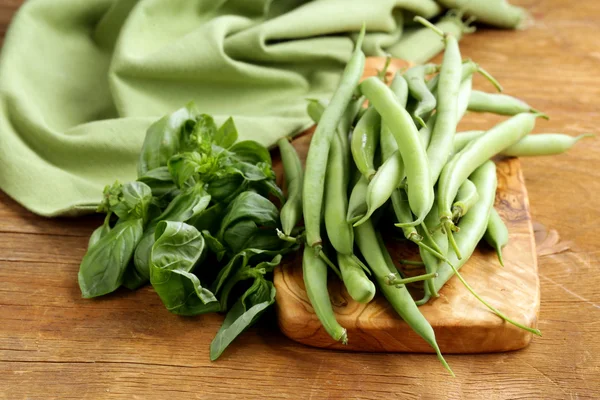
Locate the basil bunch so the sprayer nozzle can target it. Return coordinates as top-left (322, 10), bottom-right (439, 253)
top-left (78, 103), bottom-right (298, 360)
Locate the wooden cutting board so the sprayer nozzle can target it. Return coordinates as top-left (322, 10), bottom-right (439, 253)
top-left (273, 146), bottom-right (540, 354)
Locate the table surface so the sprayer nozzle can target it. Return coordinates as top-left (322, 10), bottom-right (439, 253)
top-left (1, 0), bottom-right (599, 399)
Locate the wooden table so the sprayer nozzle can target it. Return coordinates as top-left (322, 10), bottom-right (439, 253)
top-left (1, 1), bottom-right (599, 398)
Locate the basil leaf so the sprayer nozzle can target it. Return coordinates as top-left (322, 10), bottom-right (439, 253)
top-left (206, 174), bottom-right (245, 203)
top-left (138, 103), bottom-right (198, 176)
top-left (137, 167), bottom-right (177, 198)
top-left (217, 191), bottom-right (278, 240)
top-left (202, 230), bottom-right (227, 261)
top-left (209, 279), bottom-right (275, 361)
top-left (242, 229), bottom-right (286, 252)
top-left (150, 221), bottom-right (219, 315)
top-left (122, 260), bottom-right (147, 290)
top-left (214, 117), bottom-right (238, 149)
top-left (223, 220), bottom-right (258, 254)
top-left (189, 203), bottom-right (226, 233)
top-left (110, 182), bottom-right (153, 222)
top-left (229, 140), bottom-right (272, 165)
top-left (133, 184), bottom-right (211, 283)
top-left (131, 228), bottom-right (157, 283)
top-left (217, 254), bottom-right (281, 311)
top-left (212, 249), bottom-right (283, 295)
top-left (88, 213), bottom-right (112, 248)
top-left (78, 218), bottom-right (144, 298)
top-left (154, 183), bottom-right (211, 223)
top-left (250, 179), bottom-right (285, 204)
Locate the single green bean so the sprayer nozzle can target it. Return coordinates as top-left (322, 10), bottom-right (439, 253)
top-left (277, 138), bottom-right (303, 239)
top-left (456, 76), bottom-right (472, 121)
top-left (501, 133), bottom-right (594, 157)
top-left (355, 150), bottom-right (404, 226)
top-left (454, 132), bottom-right (595, 156)
top-left (306, 97), bottom-right (358, 179)
top-left (484, 208), bottom-right (509, 267)
top-left (347, 175), bottom-right (369, 224)
top-left (351, 107), bottom-right (381, 180)
top-left (302, 246), bottom-right (348, 344)
top-left (416, 17), bottom-right (463, 184)
top-left (468, 90), bottom-right (540, 116)
top-left (380, 72), bottom-right (409, 161)
top-left (325, 133), bottom-right (354, 255)
top-left (452, 179), bottom-right (479, 222)
top-left (359, 77), bottom-right (433, 227)
top-left (438, 113), bottom-right (543, 237)
top-left (338, 253), bottom-right (376, 304)
top-left (303, 26), bottom-right (366, 249)
top-left (354, 220), bottom-right (453, 375)
top-left (403, 64), bottom-right (439, 127)
top-left (436, 0), bottom-right (529, 29)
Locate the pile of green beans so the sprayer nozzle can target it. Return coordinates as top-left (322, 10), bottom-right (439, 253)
top-left (276, 17), bottom-right (593, 375)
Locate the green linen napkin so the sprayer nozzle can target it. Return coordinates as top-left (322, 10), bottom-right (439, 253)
top-left (0, 0), bottom-right (446, 217)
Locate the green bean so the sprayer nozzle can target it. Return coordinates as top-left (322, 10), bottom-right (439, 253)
top-left (438, 113), bottom-right (543, 252)
top-left (420, 113), bottom-right (437, 149)
top-left (432, 162), bottom-right (541, 336)
top-left (386, 272), bottom-right (438, 286)
top-left (390, 188), bottom-right (448, 298)
top-left (391, 188), bottom-right (444, 257)
top-left (354, 220), bottom-right (453, 375)
top-left (435, 162), bottom-right (495, 286)
top-left (325, 133), bottom-right (353, 255)
top-left (452, 179), bottom-right (479, 222)
top-left (453, 130), bottom-right (485, 154)
top-left (415, 17), bottom-right (463, 184)
top-left (380, 72), bottom-right (409, 161)
top-left (428, 59), bottom-right (502, 93)
top-left (303, 26), bottom-right (366, 249)
top-left (468, 90), bottom-right (541, 116)
top-left (454, 132), bottom-right (595, 156)
top-left (501, 133), bottom-right (595, 157)
top-left (338, 253), bottom-right (376, 304)
top-left (484, 208), bottom-right (509, 267)
top-left (277, 138), bottom-right (303, 240)
top-left (403, 64), bottom-right (439, 127)
top-left (387, 13), bottom-right (473, 64)
top-left (351, 107), bottom-right (381, 180)
top-left (416, 206), bottom-right (448, 305)
top-left (359, 77), bottom-right (433, 227)
top-left (347, 174), bottom-right (369, 224)
top-left (302, 246), bottom-right (347, 344)
top-left (306, 97), bottom-right (357, 176)
top-left (436, 0), bottom-right (529, 29)
top-left (306, 98), bottom-right (326, 125)
top-left (456, 76), bottom-right (472, 121)
top-left (354, 150), bottom-right (404, 226)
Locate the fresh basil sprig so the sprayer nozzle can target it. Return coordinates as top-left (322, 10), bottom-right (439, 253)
top-left (78, 103), bottom-right (299, 360)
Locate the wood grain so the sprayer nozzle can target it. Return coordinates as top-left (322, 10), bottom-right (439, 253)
top-left (1, 0), bottom-right (600, 399)
top-left (274, 157), bottom-right (539, 353)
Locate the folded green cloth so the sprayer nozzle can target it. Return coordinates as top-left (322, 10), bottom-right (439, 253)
top-left (0, 0), bottom-right (446, 216)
